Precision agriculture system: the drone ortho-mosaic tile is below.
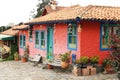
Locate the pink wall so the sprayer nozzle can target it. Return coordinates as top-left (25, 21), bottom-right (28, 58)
top-left (18, 23), bottom-right (80, 59)
top-left (19, 25), bottom-right (47, 58)
top-left (80, 21), bottom-right (110, 64)
top-left (18, 21), bottom-right (110, 64)
top-left (54, 23), bottom-right (80, 58)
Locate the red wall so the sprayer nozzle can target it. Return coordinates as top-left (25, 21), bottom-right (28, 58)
top-left (18, 21), bottom-right (110, 64)
top-left (81, 21), bottom-right (109, 64)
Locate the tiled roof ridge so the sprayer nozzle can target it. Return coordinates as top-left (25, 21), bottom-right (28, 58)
top-left (26, 4), bottom-right (120, 24)
top-left (78, 5), bottom-right (120, 20)
top-left (79, 5), bottom-right (94, 18)
top-left (91, 5), bottom-right (120, 8)
top-left (34, 4), bottom-right (81, 20)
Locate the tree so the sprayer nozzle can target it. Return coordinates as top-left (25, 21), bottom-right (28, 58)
top-left (0, 26), bottom-right (11, 32)
top-left (110, 34), bottom-right (120, 71)
top-left (0, 26), bottom-right (6, 32)
top-left (30, 0), bottom-right (50, 19)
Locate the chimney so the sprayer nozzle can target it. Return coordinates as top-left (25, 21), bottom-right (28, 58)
top-left (50, 0), bottom-right (57, 10)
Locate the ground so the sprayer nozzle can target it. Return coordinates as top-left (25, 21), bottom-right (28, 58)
top-left (0, 61), bottom-right (119, 80)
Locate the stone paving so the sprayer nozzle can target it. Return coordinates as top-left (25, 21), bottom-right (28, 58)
top-left (0, 61), bottom-right (119, 80)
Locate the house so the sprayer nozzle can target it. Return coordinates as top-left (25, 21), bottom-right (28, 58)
top-left (0, 25), bottom-right (28, 60)
top-left (16, 2), bottom-right (120, 64)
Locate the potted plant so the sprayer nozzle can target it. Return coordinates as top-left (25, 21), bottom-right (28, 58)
top-left (74, 59), bottom-right (82, 68)
top-left (80, 56), bottom-right (89, 68)
top-left (90, 56), bottom-right (99, 67)
top-left (102, 58), bottom-right (113, 74)
top-left (47, 59), bottom-right (53, 69)
top-left (60, 52), bottom-right (70, 68)
top-left (73, 59), bottom-right (82, 76)
top-left (21, 46), bottom-right (29, 62)
top-left (14, 52), bottom-right (19, 61)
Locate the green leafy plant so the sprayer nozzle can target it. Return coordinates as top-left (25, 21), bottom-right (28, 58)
top-left (60, 52), bottom-right (70, 62)
top-left (102, 58), bottom-right (111, 67)
top-left (74, 59), bottom-right (81, 64)
top-left (14, 52), bottom-right (19, 58)
top-left (80, 56), bottom-right (89, 64)
top-left (90, 56), bottom-right (99, 64)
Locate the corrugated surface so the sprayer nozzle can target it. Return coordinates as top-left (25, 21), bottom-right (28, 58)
top-left (1, 25), bottom-right (28, 36)
top-left (27, 5), bottom-right (120, 24)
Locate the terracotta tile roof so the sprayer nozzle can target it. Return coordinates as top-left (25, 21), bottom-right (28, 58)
top-left (27, 5), bottom-right (82, 23)
top-left (79, 5), bottom-right (120, 21)
top-left (1, 25), bottom-right (28, 36)
top-left (12, 25), bottom-right (28, 30)
top-left (26, 5), bottom-right (120, 24)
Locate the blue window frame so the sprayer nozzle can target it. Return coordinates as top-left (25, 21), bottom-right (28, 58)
top-left (68, 23), bottom-right (77, 50)
top-left (35, 31), bottom-right (40, 48)
top-left (29, 30), bottom-right (33, 41)
top-left (20, 35), bottom-right (26, 48)
top-left (100, 23), bottom-right (120, 50)
top-left (40, 31), bottom-right (45, 50)
top-left (35, 30), bottom-right (46, 50)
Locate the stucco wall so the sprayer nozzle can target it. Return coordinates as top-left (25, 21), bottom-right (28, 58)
top-left (18, 21), bottom-right (109, 64)
top-left (18, 25), bottom-right (47, 58)
top-left (54, 23), bottom-right (80, 58)
top-left (81, 21), bottom-right (109, 64)
top-left (18, 23), bottom-right (80, 59)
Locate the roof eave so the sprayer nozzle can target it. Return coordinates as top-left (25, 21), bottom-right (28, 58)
top-left (12, 28), bottom-right (28, 30)
top-left (25, 19), bottom-right (77, 25)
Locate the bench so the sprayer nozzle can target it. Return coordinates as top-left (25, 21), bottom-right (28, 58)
top-left (47, 58), bottom-right (62, 67)
top-left (28, 54), bottom-right (42, 66)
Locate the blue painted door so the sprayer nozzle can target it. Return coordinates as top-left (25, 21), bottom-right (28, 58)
top-left (47, 27), bottom-right (53, 60)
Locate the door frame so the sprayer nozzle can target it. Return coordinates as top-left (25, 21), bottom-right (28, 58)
top-left (47, 26), bottom-right (54, 60)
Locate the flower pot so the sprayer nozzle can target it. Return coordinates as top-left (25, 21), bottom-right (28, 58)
top-left (14, 58), bottom-right (19, 61)
top-left (82, 68), bottom-right (89, 76)
top-left (105, 65), bottom-right (114, 74)
top-left (73, 65), bottom-right (82, 76)
top-left (61, 61), bottom-right (69, 68)
top-left (82, 64), bottom-right (87, 68)
top-left (47, 64), bottom-right (53, 69)
top-left (22, 57), bottom-right (27, 62)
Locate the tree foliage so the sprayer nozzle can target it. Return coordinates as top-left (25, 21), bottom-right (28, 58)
top-left (31, 0), bottom-right (50, 18)
top-left (0, 26), bottom-right (11, 32)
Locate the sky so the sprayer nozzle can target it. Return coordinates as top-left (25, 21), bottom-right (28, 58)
top-left (0, 0), bottom-right (120, 26)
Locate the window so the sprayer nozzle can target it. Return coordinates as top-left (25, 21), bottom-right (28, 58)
top-left (100, 24), bottom-right (120, 50)
top-left (35, 30), bottom-right (46, 50)
top-left (40, 31), bottom-right (45, 49)
top-left (35, 31), bottom-right (39, 48)
top-left (20, 35), bottom-right (26, 48)
top-left (29, 30), bottom-right (32, 41)
top-left (20, 35), bottom-right (22, 47)
top-left (68, 23), bottom-right (77, 50)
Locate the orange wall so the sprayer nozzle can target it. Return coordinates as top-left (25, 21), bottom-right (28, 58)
top-left (81, 21), bottom-right (109, 64)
